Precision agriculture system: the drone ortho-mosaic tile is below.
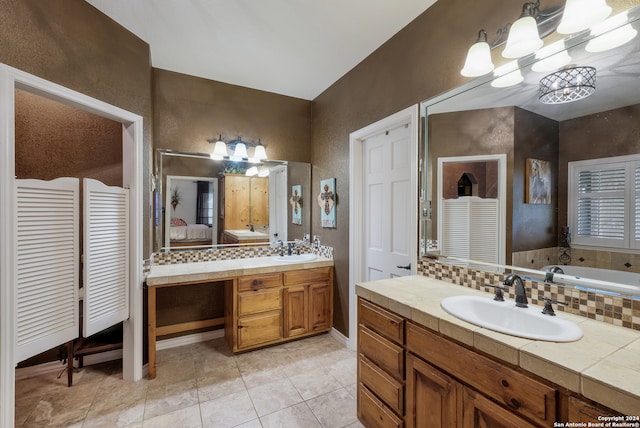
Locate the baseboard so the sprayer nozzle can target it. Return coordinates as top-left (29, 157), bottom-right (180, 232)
top-left (156, 329), bottom-right (224, 350)
top-left (329, 327), bottom-right (352, 350)
top-left (15, 329), bottom-right (225, 381)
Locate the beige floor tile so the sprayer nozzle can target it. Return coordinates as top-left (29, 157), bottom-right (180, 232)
top-left (240, 365), bottom-right (289, 389)
top-left (22, 380), bottom-right (100, 427)
top-left (197, 374), bottom-right (246, 403)
top-left (199, 389), bottom-right (258, 428)
top-left (288, 367), bottom-right (343, 401)
top-left (260, 402), bottom-right (322, 428)
top-left (233, 419), bottom-right (262, 428)
top-left (307, 387), bottom-right (358, 428)
top-left (248, 378), bottom-right (304, 417)
top-left (151, 360), bottom-right (197, 387)
top-left (325, 357), bottom-right (357, 387)
top-left (144, 379), bottom-right (199, 420)
top-left (142, 404), bottom-right (202, 428)
top-left (83, 378), bottom-right (148, 427)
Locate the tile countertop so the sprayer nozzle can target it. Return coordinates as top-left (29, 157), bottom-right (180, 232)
top-left (356, 275), bottom-right (640, 415)
top-left (146, 255), bottom-right (334, 287)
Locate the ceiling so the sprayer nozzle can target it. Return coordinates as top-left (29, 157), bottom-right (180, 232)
top-left (86, 0), bottom-right (437, 100)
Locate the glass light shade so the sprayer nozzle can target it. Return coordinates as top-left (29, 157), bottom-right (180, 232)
top-left (231, 142), bottom-right (248, 161)
top-left (460, 41), bottom-right (494, 77)
top-left (491, 62), bottom-right (523, 88)
top-left (245, 166), bottom-right (258, 177)
top-left (212, 140), bottom-right (228, 157)
top-left (253, 144), bottom-right (268, 161)
top-left (502, 16), bottom-right (543, 58)
top-left (557, 0), bottom-right (612, 34)
top-left (532, 50), bottom-right (572, 73)
top-left (586, 14), bottom-right (637, 52)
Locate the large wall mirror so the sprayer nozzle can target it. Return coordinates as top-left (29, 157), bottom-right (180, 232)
top-left (421, 5), bottom-right (640, 297)
top-left (154, 149), bottom-right (311, 251)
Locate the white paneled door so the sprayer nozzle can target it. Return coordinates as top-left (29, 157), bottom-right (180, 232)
top-left (363, 123), bottom-right (412, 281)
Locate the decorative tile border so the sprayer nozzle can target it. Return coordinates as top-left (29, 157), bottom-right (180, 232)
top-left (418, 257), bottom-right (640, 331)
top-left (151, 243), bottom-right (333, 265)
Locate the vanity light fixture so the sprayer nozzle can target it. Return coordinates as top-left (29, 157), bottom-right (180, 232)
top-left (460, 1), bottom-right (564, 77)
top-left (208, 135), bottom-right (269, 162)
top-left (539, 66), bottom-right (596, 104)
top-left (557, 0), bottom-right (611, 35)
top-left (503, 2), bottom-right (544, 58)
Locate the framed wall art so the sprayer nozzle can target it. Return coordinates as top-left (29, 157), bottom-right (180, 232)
top-left (525, 158), bottom-right (551, 204)
top-left (317, 178), bottom-right (336, 228)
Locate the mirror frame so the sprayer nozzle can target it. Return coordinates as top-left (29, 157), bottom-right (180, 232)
top-left (419, 5), bottom-right (640, 297)
top-left (154, 148), bottom-right (311, 252)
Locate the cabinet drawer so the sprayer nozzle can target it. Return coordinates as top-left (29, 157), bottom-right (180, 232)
top-left (359, 354), bottom-right (404, 415)
top-left (406, 322), bottom-right (556, 427)
top-left (238, 288), bottom-right (282, 316)
top-left (238, 272), bottom-right (283, 292)
top-left (359, 325), bottom-right (404, 381)
top-left (237, 310), bottom-right (282, 349)
top-left (283, 267), bottom-right (331, 285)
top-left (359, 298), bottom-right (404, 345)
top-left (358, 383), bottom-right (404, 428)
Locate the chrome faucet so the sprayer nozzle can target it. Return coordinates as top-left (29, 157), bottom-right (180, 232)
top-left (287, 242), bottom-right (294, 256)
top-left (503, 274), bottom-right (528, 308)
top-left (276, 240), bottom-right (284, 256)
top-left (246, 223), bottom-right (254, 232)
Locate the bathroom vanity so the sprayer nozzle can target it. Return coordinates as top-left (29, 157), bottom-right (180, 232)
top-left (146, 255), bottom-right (333, 378)
top-left (356, 276), bottom-right (640, 427)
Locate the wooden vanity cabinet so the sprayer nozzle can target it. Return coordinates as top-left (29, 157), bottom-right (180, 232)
top-left (567, 396), bottom-right (623, 422)
top-left (226, 267), bottom-right (333, 352)
top-left (357, 298), bottom-right (405, 427)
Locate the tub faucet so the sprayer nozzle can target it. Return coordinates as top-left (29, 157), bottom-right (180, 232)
top-left (504, 274), bottom-right (528, 308)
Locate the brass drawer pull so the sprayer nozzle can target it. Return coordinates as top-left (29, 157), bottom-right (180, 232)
top-left (509, 398), bottom-right (521, 409)
top-left (501, 379), bottom-right (509, 387)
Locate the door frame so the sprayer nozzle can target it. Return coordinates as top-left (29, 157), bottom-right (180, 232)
top-left (348, 105), bottom-right (419, 349)
top-left (0, 63), bottom-right (144, 427)
top-left (269, 164), bottom-right (288, 243)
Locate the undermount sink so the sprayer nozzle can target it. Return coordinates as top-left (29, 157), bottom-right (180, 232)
top-left (440, 295), bottom-right (583, 342)
top-left (272, 253), bottom-right (318, 263)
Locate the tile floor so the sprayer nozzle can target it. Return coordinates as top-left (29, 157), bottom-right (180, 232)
top-left (15, 334), bottom-right (363, 428)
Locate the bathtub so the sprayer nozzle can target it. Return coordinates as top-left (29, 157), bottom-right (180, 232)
top-left (543, 265), bottom-right (640, 297)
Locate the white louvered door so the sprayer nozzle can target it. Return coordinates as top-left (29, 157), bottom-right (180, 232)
top-left (15, 178), bottom-right (80, 363)
top-left (83, 178), bottom-right (129, 337)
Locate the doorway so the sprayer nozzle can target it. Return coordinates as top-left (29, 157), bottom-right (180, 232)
top-left (0, 64), bottom-right (143, 427)
top-left (348, 105), bottom-right (419, 349)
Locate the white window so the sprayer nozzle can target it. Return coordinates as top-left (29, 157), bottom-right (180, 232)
top-left (568, 154), bottom-right (640, 250)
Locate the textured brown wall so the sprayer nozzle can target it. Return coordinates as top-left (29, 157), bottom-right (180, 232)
top-left (513, 108), bottom-right (559, 253)
top-left (0, 0), bottom-right (153, 255)
top-left (310, 0), bottom-right (545, 335)
top-left (152, 68), bottom-right (312, 162)
top-left (15, 89), bottom-right (123, 184)
top-left (558, 104), bottom-right (640, 229)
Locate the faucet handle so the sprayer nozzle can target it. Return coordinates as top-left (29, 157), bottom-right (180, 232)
top-left (541, 297), bottom-right (567, 316)
top-left (488, 284), bottom-right (507, 302)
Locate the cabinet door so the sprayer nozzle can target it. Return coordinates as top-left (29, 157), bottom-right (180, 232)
top-left (309, 282), bottom-right (331, 331)
top-left (406, 353), bottom-right (458, 428)
top-left (237, 310), bottom-right (282, 349)
top-left (284, 285), bottom-right (308, 337)
top-left (224, 175), bottom-right (250, 230)
top-left (462, 386), bottom-right (535, 428)
top-left (250, 177), bottom-right (269, 225)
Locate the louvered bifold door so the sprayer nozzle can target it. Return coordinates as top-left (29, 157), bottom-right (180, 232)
top-left (83, 178), bottom-right (129, 337)
top-left (15, 178), bottom-right (80, 363)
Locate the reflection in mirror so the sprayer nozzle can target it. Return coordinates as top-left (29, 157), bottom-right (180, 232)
top-left (420, 5), bottom-right (640, 298)
top-left (154, 149), bottom-right (311, 251)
